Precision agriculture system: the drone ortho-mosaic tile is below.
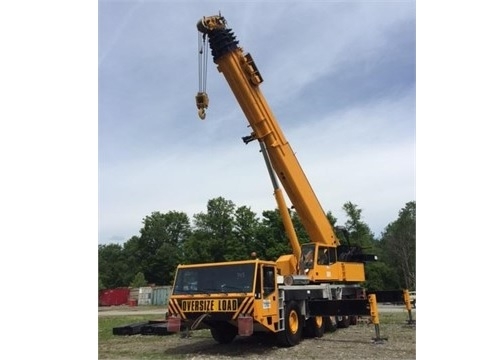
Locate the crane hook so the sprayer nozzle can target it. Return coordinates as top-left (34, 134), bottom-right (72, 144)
top-left (195, 91), bottom-right (209, 120)
top-left (198, 108), bottom-right (206, 120)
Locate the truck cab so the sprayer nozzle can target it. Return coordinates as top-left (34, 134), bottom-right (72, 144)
top-left (168, 259), bottom-right (282, 342)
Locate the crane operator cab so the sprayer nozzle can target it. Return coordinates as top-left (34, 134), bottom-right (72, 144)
top-left (300, 243), bottom-right (337, 272)
top-left (299, 242), bottom-right (373, 283)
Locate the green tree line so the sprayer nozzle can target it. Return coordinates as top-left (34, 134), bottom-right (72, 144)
top-left (99, 197), bottom-right (415, 292)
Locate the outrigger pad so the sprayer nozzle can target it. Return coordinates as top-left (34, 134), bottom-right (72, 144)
top-left (112, 322), bottom-right (149, 336)
top-left (112, 320), bottom-right (171, 336)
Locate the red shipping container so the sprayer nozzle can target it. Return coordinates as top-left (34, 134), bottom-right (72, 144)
top-left (99, 288), bottom-right (130, 306)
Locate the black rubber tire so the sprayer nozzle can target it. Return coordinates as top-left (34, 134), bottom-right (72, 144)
top-left (324, 316), bottom-right (337, 332)
top-left (304, 316), bottom-right (325, 338)
top-left (337, 316), bottom-right (351, 328)
top-left (210, 323), bottom-right (237, 344)
top-left (277, 301), bottom-right (303, 347)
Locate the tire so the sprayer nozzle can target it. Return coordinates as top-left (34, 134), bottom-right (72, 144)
top-left (277, 301), bottom-right (303, 347)
top-left (210, 322), bottom-right (237, 344)
top-left (324, 316), bottom-right (337, 332)
top-left (304, 316), bottom-right (325, 338)
top-left (253, 332), bottom-right (277, 346)
top-left (337, 315), bottom-right (351, 328)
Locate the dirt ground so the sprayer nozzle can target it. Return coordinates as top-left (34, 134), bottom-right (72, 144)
top-left (99, 306), bottom-right (416, 359)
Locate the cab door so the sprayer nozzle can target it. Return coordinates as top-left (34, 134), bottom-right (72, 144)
top-left (257, 265), bottom-right (279, 324)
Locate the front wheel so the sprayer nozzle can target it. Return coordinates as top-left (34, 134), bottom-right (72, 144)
top-left (277, 301), bottom-right (303, 347)
top-left (210, 322), bottom-right (237, 344)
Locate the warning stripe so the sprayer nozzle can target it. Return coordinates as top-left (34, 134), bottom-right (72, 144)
top-left (233, 297), bottom-right (254, 320)
top-left (167, 298), bottom-right (186, 319)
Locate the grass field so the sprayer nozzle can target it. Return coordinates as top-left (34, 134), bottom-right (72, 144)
top-left (99, 310), bottom-right (416, 359)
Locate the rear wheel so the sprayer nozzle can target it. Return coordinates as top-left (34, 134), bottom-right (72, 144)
top-left (277, 301), bottom-right (303, 347)
top-left (324, 316), bottom-right (337, 332)
top-left (337, 315), bottom-right (351, 328)
top-left (210, 322), bottom-right (237, 344)
top-left (304, 316), bottom-right (325, 338)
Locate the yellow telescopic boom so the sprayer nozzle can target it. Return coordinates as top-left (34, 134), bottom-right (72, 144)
top-left (196, 14), bottom-right (339, 248)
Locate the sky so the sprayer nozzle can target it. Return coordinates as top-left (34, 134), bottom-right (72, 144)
top-left (98, 0), bottom-right (416, 244)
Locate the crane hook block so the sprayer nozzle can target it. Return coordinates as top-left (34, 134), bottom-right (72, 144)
top-left (195, 92), bottom-right (209, 120)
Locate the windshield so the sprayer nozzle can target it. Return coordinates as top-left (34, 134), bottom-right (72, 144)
top-left (172, 263), bottom-right (256, 295)
top-left (301, 243), bottom-right (315, 269)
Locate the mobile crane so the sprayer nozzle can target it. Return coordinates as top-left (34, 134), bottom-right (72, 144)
top-left (166, 14), bottom-right (388, 347)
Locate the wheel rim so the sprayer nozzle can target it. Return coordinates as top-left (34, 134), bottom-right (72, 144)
top-left (288, 309), bottom-right (299, 333)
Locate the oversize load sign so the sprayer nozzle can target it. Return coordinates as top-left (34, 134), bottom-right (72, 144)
top-left (181, 299), bottom-right (238, 312)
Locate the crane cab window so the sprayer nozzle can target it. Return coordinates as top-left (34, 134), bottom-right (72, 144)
top-left (317, 246), bottom-right (336, 265)
top-left (301, 244), bottom-right (315, 269)
top-left (262, 266), bottom-right (275, 297)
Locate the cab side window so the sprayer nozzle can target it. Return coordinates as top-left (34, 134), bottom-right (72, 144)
top-left (263, 266), bottom-right (275, 297)
top-left (317, 247), bottom-right (336, 265)
top-left (317, 247), bottom-right (329, 265)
